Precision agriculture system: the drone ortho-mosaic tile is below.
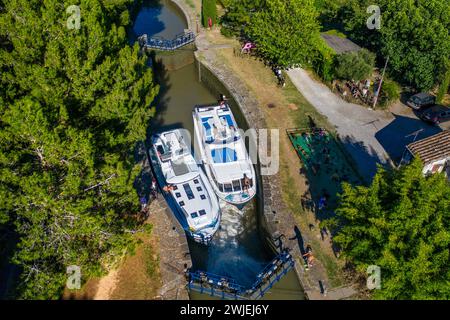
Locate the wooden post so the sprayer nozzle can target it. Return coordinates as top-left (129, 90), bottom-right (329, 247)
top-left (372, 56), bottom-right (389, 109)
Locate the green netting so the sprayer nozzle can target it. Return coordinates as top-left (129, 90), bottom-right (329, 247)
top-left (287, 129), bottom-right (361, 218)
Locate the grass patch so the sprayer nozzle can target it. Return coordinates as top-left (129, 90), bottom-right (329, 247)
top-left (143, 243), bottom-right (160, 280)
top-left (322, 29), bottom-right (347, 38)
top-left (310, 238), bottom-right (345, 287)
top-left (185, 0), bottom-right (196, 9)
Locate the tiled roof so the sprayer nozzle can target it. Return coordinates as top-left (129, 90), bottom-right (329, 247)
top-left (407, 130), bottom-right (450, 165)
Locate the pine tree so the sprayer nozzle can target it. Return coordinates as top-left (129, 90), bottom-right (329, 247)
top-left (0, 0), bottom-right (158, 298)
top-left (334, 159), bottom-right (450, 299)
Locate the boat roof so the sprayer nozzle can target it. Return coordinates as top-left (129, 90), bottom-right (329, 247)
top-left (153, 129), bottom-right (218, 230)
top-left (195, 104), bottom-right (239, 145)
top-left (169, 177), bottom-right (215, 229)
top-left (153, 130), bottom-right (199, 184)
top-left (194, 104), bottom-right (255, 184)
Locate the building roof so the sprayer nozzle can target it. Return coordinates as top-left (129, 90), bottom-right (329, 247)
top-left (320, 33), bottom-right (362, 54)
top-left (406, 130), bottom-right (450, 165)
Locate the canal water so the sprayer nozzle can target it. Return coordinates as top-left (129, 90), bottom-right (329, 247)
top-left (132, 0), bottom-right (304, 299)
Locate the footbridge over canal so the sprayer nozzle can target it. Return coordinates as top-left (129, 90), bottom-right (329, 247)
top-left (186, 249), bottom-right (295, 300)
top-left (138, 31), bottom-right (195, 51)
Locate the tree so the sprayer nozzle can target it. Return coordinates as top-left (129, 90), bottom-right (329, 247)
top-left (0, 0), bottom-right (158, 299)
top-left (342, 0), bottom-right (450, 91)
top-left (220, 0), bottom-right (266, 34)
top-left (246, 0), bottom-right (322, 68)
top-left (334, 159), bottom-right (450, 299)
top-left (202, 0), bottom-right (217, 28)
top-left (333, 49), bottom-right (375, 81)
top-left (436, 59), bottom-right (450, 104)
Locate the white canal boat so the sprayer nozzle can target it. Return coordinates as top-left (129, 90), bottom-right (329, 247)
top-left (193, 104), bottom-right (257, 206)
top-left (149, 129), bottom-right (221, 245)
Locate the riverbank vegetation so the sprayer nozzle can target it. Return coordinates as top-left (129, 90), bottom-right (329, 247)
top-left (333, 160), bottom-right (450, 299)
top-left (201, 0), bottom-right (217, 27)
top-left (221, 0), bottom-right (327, 69)
top-left (210, 0), bottom-right (450, 298)
top-left (0, 0), bottom-right (158, 299)
top-left (333, 49), bottom-right (375, 82)
top-left (220, 0), bottom-right (449, 96)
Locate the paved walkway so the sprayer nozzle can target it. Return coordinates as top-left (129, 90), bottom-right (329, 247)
top-left (287, 68), bottom-right (392, 181)
top-left (148, 198), bottom-right (191, 300)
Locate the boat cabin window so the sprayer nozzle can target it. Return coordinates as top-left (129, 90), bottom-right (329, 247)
top-left (157, 145), bottom-right (172, 161)
top-left (197, 186), bottom-right (202, 192)
top-left (157, 145), bottom-right (165, 155)
top-left (199, 210), bottom-right (207, 216)
top-left (218, 184), bottom-right (224, 192)
top-left (191, 212), bottom-right (198, 219)
top-left (183, 183), bottom-right (195, 200)
top-left (175, 192), bottom-right (181, 198)
top-left (232, 179), bottom-right (242, 192)
top-left (200, 194), bottom-right (206, 200)
top-left (224, 183), bottom-right (233, 192)
top-left (179, 201), bottom-right (185, 207)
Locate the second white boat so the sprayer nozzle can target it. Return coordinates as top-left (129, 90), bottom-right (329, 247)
top-left (193, 103), bottom-right (257, 206)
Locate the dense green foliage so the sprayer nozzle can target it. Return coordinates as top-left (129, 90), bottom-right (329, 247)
top-left (220, 0), bottom-right (265, 34)
top-left (333, 49), bottom-right (375, 81)
top-left (0, 0), bottom-right (158, 299)
top-left (202, 0), bottom-right (217, 27)
top-left (222, 0), bottom-right (323, 68)
top-left (436, 60), bottom-right (450, 104)
top-left (340, 0), bottom-right (450, 91)
top-left (378, 78), bottom-right (401, 108)
top-left (334, 160), bottom-right (450, 299)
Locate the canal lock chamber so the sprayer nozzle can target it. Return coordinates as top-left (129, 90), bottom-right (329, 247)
top-left (132, 0), bottom-right (305, 300)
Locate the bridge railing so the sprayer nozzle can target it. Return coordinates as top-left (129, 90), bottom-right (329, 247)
top-left (186, 249), bottom-right (295, 300)
top-left (139, 31), bottom-right (195, 51)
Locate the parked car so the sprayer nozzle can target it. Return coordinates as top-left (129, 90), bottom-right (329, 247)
top-left (419, 105), bottom-right (450, 125)
top-left (407, 93), bottom-right (436, 110)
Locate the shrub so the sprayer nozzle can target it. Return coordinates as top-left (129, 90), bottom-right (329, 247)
top-left (334, 49), bottom-right (375, 81)
top-left (202, 0), bottom-right (217, 28)
top-left (220, 26), bottom-right (234, 38)
top-left (379, 79), bottom-right (401, 108)
top-left (314, 41), bottom-right (336, 82)
top-left (436, 61), bottom-right (450, 104)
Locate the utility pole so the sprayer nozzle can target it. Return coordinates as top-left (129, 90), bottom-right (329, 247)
top-left (372, 56), bottom-right (389, 109)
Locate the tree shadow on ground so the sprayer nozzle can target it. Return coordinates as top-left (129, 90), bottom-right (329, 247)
top-left (289, 226), bottom-right (306, 255)
top-left (295, 132), bottom-right (378, 224)
top-left (375, 113), bottom-right (442, 164)
top-left (338, 134), bottom-right (386, 183)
